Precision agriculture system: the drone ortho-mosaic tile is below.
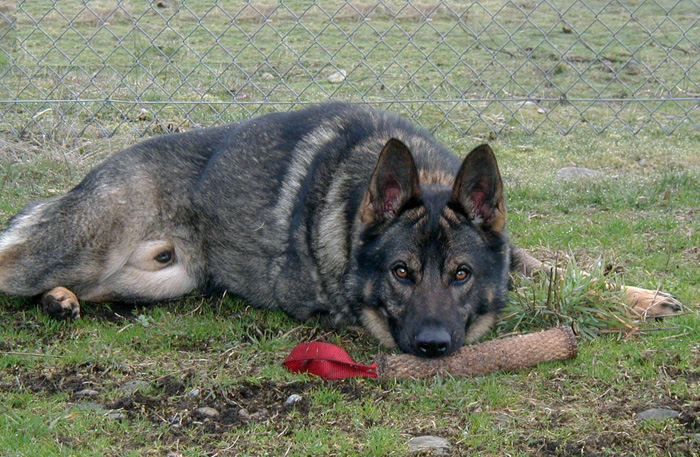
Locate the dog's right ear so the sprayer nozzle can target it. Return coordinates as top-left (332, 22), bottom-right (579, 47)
top-left (361, 139), bottom-right (421, 225)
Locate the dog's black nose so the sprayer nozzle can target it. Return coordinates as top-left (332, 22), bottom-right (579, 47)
top-left (414, 326), bottom-right (452, 358)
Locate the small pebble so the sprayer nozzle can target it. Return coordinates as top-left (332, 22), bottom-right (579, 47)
top-left (635, 408), bottom-right (680, 422)
top-left (238, 408), bottom-right (252, 422)
top-left (107, 411), bottom-right (125, 421)
top-left (137, 108), bottom-right (153, 120)
top-left (194, 406), bottom-right (220, 419)
top-left (187, 388), bottom-right (200, 398)
top-left (327, 69), bottom-right (347, 83)
top-left (120, 380), bottom-right (150, 394)
top-left (237, 408), bottom-right (268, 423)
top-left (75, 389), bottom-right (99, 398)
top-left (74, 402), bottom-right (106, 412)
top-left (284, 394), bottom-right (302, 407)
top-left (554, 167), bottom-right (605, 184)
top-left (407, 435), bottom-right (452, 455)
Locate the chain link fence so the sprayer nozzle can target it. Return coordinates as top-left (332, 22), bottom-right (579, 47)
top-left (0, 0), bottom-right (698, 139)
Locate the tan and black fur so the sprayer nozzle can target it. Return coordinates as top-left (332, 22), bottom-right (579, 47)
top-left (0, 103), bottom-right (682, 357)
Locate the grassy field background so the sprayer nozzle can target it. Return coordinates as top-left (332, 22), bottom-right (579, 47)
top-left (1, 0), bottom-right (698, 136)
top-left (1, 1), bottom-right (699, 456)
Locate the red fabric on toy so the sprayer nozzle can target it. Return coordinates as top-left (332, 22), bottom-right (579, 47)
top-left (283, 342), bottom-right (378, 380)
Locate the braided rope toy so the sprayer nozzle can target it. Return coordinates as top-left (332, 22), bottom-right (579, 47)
top-left (284, 326), bottom-right (578, 380)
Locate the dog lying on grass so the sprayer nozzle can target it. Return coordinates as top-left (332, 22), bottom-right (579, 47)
top-left (0, 103), bottom-right (682, 357)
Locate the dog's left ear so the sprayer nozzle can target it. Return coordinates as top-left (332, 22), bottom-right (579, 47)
top-left (450, 144), bottom-right (506, 234)
top-left (361, 139), bottom-right (421, 225)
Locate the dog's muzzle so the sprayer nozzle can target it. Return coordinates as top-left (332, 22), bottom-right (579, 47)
top-left (413, 324), bottom-right (453, 358)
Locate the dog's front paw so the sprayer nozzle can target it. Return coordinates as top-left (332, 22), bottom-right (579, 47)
top-left (40, 287), bottom-right (81, 320)
top-left (622, 286), bottom-right (683, 319)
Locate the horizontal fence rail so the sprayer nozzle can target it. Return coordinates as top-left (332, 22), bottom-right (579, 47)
top-left (0, 0), bottom-right (698, 139)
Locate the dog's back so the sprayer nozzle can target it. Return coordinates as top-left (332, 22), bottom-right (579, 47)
top-left (192, 104), bottom-right (469, 320)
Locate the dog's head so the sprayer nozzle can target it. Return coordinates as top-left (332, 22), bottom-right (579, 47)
top-left (352, 139), bottom-right (510, 358)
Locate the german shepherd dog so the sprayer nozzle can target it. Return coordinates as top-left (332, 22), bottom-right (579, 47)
top-left (0, 103), bottom-right (682, 357)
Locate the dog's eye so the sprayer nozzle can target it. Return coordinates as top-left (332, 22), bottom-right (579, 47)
top-left (393, 264), bottom-right (410, 281)
top-left (454, 268), bottom-right (471, 283)
top-left (154, 249), bottom-right (174, 264)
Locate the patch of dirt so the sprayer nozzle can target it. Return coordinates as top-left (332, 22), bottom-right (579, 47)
top-left (2, 362), bottom-right (117, 396)
top-left (0, 297), bottom-right (136, 335)
top-left (0, 340), bottom-right (17, 352)
top-left (104, 379), bottom-right (329, 434)
top-left (1, 361), bottom-right (359, 441)
top-left (80, 301), bottom-right (139, 323)
top-left (666, 399), bottom-right (700, 433)
top-left (85, 376), bottom-right (384, 442)
top-left (515, 370), bottom-right (700, 457)
top-left (528, 423), bottom-right (699, 457)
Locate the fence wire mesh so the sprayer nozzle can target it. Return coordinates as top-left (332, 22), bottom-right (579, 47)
top-left (0, 1), bottom-right (698, 139)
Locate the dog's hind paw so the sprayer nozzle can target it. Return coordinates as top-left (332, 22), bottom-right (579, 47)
top-left (622, 286), bottom-right (683, 319)
top-left (41, 287), bottom-right (81, 320)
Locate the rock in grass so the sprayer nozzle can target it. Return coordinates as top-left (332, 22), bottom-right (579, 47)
top-left (120, 380), bottom-right (150, 394)
top-left (238, 408), bottom-right (252, 422)
top-left (635, 408), bottom-right (680, 422)
top-left (194, 407), bottom-right (220, 419)
top-left (407, 435), bottom-right (452, 455)
top-left (75, 389), bottom-right (99, 398)
top-left (554, 167), bottom-right (604, 184)
top-left (74, 402), bottom-right (106, 412)
top-left (284, 394), bottom-right (302, 407)
top-left (107, 411), bottom-right (125, 421)
top-left (238, 408), bottom-right (268, 423)
top-left (327, 69), bottom-right (347, 83)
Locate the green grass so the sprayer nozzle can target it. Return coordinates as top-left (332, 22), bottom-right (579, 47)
top-left (1, 128), bottom-right (698, 457)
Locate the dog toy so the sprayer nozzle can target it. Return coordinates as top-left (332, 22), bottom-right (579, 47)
top-left (284, 326), bottom-right (578, 380)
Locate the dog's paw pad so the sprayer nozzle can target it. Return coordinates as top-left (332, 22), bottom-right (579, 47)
top-left (623, 286), bottom-right (683, 319)
top-left (41, 287), bottom-right (81, 320)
